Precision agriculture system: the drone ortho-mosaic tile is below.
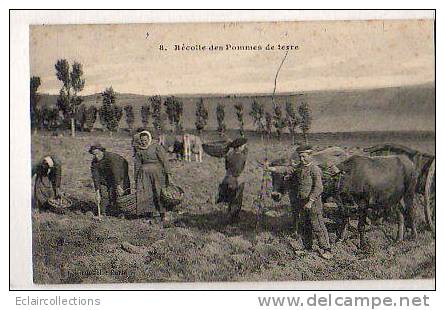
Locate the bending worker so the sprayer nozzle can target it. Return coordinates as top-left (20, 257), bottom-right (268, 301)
top-left (32, 155), bottom-right (62, 210)
top-left (89, 144), bottom-right (131, 216)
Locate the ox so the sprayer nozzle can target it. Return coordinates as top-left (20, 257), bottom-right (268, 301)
top-left (364, 143), bottom-right (435, 231)
top-left (333, 155), bottom-right (418, 248)
top-left (270, 147), bottom-right (419, 249)
top-left (183, 133), bottom-right (204, 162)
top-left (159, 134), bottom-right (185, 160)
top-left (270, 146), bottom-right (349, 202)
top-left (159, 133), bottom-right (204, 162)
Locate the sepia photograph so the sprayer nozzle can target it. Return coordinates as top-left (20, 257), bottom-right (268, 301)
top-left (26, 16), bottom-right (435, 286)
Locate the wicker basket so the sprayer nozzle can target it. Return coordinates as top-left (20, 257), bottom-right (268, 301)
top-left (116, 192), bottom-right (137, 214)
top-left (47, 193), bottom-right (72, 214)
top-left (202, 140), bottom-right (229, 158)
top-left (161, 184), bottom-right (185, 210)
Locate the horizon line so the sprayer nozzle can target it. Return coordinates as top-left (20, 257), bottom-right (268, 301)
top-left (38, 80), bottom-right (435, 98)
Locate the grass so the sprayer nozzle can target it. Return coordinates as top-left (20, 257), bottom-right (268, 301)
top-left (31, 130), bottom-right (435, 284)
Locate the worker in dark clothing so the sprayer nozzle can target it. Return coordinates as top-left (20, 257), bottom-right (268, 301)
top-left (288, 145), bottom-right (332, 259)
top-left (32, 155), bottom-right (62, 210)
top-left (89, 144), bottom-right (131, 216)
top-left (217, 137), bottom-right (248, 222)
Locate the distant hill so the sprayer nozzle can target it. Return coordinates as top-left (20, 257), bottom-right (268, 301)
top-left (37, 83), bottom-right (435, 133)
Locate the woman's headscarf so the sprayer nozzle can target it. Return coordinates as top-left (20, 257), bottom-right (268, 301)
top-left (133, 130), bottom-right (152, 150)
top-left (43, 156), bottom-right (54, 168)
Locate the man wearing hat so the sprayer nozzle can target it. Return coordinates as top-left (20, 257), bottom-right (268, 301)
top-left (32, 155), bottom-right (62, 210)
top-left (217, 137), bottom-right (248, 222)
top-left (288, 144), bottom-right (332, 259)
top-left (89, 144), bottom-right (131, 216)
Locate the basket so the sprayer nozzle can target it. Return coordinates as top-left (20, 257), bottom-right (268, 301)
top-left (202, 140), bottom-right (230, 158)
top-left (116, 192), bottom-right (137, 214)
top-left (161, 184), bottom-right (185, 210)
top-left (47, 193), bottom-right (72, 214)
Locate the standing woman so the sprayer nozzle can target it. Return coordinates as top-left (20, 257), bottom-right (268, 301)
top-left (217, 137), bottom-right (248, 222)
top-left (32, 155), bottom-right (62, 210)
top-left (133, 131), bottom-right (171, 223)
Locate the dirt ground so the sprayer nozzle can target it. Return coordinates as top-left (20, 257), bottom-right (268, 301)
top-left (31, 131), bottom-right (436, 284)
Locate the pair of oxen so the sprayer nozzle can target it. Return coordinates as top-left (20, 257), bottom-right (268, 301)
top-left (269, 144), bottom-right (435, 249)
top-left (158, 133), bottom-right (204, 162)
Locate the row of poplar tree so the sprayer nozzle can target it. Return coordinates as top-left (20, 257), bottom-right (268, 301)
top-left (30, 59), bottom-right (312, 141)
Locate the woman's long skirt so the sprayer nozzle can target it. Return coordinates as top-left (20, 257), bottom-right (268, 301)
top-left (33, 175), bottom-right (55, 209)
top-left (217, 175), bottom-right (245, 218)
top-left (135, 163), bottom-right (167, 216)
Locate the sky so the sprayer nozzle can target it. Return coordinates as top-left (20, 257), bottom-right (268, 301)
top-left (30, 19), bottom-right (435, 96)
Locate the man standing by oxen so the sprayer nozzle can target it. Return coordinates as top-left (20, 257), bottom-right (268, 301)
top-left (270, 145), bottom-right (332, 259)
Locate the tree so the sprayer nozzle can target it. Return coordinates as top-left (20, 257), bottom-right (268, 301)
top-left (75, 104), bottom-right (87, 131)
top-left (55, 59), bottom-right (85, 137)
top-left (164, 96), bottom-right (175, 130)
top-left (216, 103), bottom-right (226, 135)
top-left (41, 106), bottom-right (61, 131)
top-left (265, 112), bottom-right (273, 138)
top-left (141, 104), bottom-right (151, 129)
top-left (298, 99), bottom-right (312, 144)
top-left (30, 76), bottom-right (41, 133)
top-left (84, 105), bottom-right (97, 132)
top-left (195, 98), bottom-right (209, 135)
top-left (99, 86), bottom-right (122, 134)
top-left (273, 104), bottom-right (286, 140)
top-left (234, 103), bottom-right (245, 137)
top-left (164, 96), bottom-right (183, 133)
top-left (98, 106), bottom-right (108, 129)
top-left (124, 105), bottom-right (135, 132)
top-left (150, 95), bottom-right (164, 134)
top-left (249, 100), bottom-right (266, 136)
top-left (285, 101), bottom-right (300, 144)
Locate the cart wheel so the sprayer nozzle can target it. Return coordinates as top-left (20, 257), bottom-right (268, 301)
top-left (424, 159), bottom-right (435, 232)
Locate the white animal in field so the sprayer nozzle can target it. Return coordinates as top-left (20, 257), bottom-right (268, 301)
top-left (183, 133), bottom-right (203, 162)
top-left (158, 133), bottom-right (203, 162)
